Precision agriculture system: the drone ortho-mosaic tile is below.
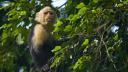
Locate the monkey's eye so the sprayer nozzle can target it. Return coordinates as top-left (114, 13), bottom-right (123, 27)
top-left (44, 11), bottom-right (54, 16)
top-left (49, 12), bottom-right (53, 15)
top-left (44, 12), bottom-right (48, 15)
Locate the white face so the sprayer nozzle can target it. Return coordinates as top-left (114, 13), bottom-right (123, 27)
top-left (35, 6), bottom-right (56, 25)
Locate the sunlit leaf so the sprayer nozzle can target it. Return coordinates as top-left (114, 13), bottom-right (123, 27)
top-left (52, 46), bottom-right (62, 52)
top-left (54, 27), bottom-right (61, 32)
top-left (64, 25), bottom-right (72, 32)
top-left (0, 24), bottom-right (12, 29)
top-left (76, 2), bottom-right (85, 9)
top-left (93, 0), bottom-right (99, 3)
top-left (20, 11), bottom-right (27, 15)
top-left (55, 20), bottom-right (63, 27)
top-left (78, 7), bottom-right (88, 16)
top-left (82, 39), bottom-right (89, 46)
top-left (73, 55), bottom-right (91, 70)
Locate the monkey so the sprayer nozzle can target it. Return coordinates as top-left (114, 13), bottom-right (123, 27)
top-left (28, 6), bottom-right (57, 71)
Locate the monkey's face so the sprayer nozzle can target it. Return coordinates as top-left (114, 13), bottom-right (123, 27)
top-left (35, 6), bottom-right (56, 25)
top-left (43, 10), bottom-right (55, 24)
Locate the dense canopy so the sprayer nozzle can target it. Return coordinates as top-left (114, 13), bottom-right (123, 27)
top-left (0, 0), bottom-right (128, 72)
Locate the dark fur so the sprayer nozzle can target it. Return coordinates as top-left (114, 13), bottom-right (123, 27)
top-left (29, 26), bottom-right (55, 65)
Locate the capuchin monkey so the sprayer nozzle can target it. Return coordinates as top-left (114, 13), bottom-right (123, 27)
top-left (29, 6), bottom-right (57, 71)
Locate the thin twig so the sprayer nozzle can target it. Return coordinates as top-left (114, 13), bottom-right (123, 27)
top-left (101, 35), bottom-right (118, 72)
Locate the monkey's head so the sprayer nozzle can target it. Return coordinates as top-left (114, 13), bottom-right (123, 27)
top-left (35, 6), bottom-right (57, 26)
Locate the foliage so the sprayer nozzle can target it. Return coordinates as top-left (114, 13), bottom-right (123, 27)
top-left (52, 0), bottom-right (128, 72)
top-left (0, 0), bottom-right (128, 72)
top-left (0, 0), bottom-right (38, 72)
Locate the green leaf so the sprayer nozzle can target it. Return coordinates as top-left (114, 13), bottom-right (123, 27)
top-left (51, 57), bottom-right (61, 68)
top-left (78, 7), bottom-right (88, 16)
top-left (64, 25), bottom-right (72, 32)
top-left (68, 14), bottom-right (73, 20)
top-left (76, 2), bottom-right (85, 9)
top-left (73, 55), bottom-right (91, 70)
top-left (94, 39), bottom-right (98, 46)
top-left (117, 3), bottom-right (124, 7)
top-left (20, 11), bottom-right (27, 16)
top-left (0, 24), bottom-right (12, 29)
top-left (93, 0), bottom-right (99, 3)
top-left (2, 31), bottom-right (8, 40)
top-left (71, 14), bottom-right (78, 22)
top-left (54, 20), bottom-right (63, 32)
top-left (113, 34), bottom-right (118, 41)
top-left (82, 39), bottom-right (89, 46)
top-left (16, 33), bottom-right (24, 45)
top-left (54, 27), bottom-right (61, 32)
top-left (1, 31), bottom-right (9, 46)
top-left (92, 10), bottom-right (97, 14)
top-left (52, 46), bottom-right (61, 52)
top-left (55, 20), bottom-right (63, 27)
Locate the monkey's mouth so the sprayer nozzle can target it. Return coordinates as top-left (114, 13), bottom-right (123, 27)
top-left (47, 19), bottom-right (54, 22)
